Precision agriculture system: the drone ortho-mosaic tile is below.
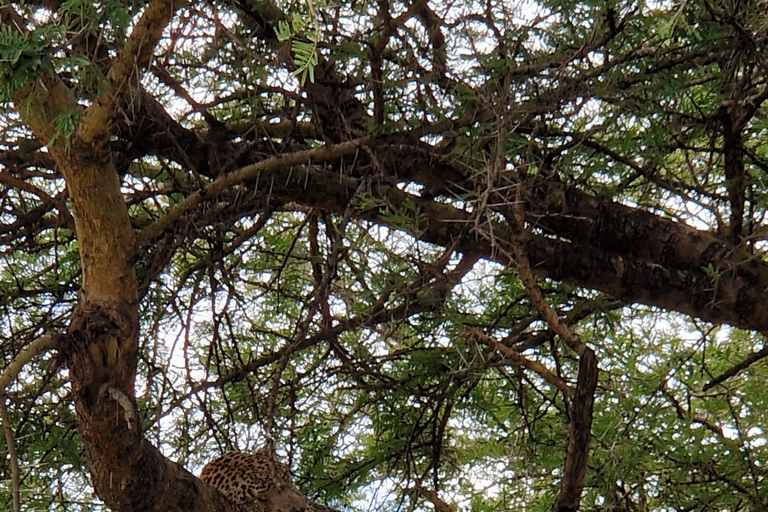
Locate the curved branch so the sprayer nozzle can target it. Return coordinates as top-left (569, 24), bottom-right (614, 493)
top-left (137, 137), bottom-right (368, 248)
top-left (507, 185), bottom-right (588, 356)
top-left (0, 336), bottom-right (57, 393)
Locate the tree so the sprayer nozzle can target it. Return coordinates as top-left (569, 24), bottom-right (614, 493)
top-left (1, 1), bottom-right (768, 511)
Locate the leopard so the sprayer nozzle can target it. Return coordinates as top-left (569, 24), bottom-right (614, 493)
top-left (200, 447), bottom-right (310, 512)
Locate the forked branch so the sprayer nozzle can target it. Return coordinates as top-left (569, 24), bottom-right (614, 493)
top-left (80, 0), bottom-right (188, 145)
top-left (467, 329), bottom-right (575, 398)
top-left (505, 179), bottom-right (598, 512)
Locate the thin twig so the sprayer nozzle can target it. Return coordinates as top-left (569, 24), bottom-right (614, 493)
top-left (703, 343), bottom-right (768, 391)
top-left (467, 329), bottom-right (575, 398)
top-left (0, 394), bottom-right (20, 512)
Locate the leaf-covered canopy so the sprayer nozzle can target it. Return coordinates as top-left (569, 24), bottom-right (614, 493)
top-left (2, 1), bottom-right (768, 511)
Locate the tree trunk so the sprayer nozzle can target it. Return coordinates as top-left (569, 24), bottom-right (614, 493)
top-left (2, 3), bottom-right (236, 511)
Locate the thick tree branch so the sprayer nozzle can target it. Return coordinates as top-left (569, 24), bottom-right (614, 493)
top-left (80, 0), bottom-right (187, 146)
top-left (4, 2), bottom-right (766, 511)
top-left (718, 105), bottom-right (746, 244)
top-left (256, 165), bottom-right (768, 333)
top-left (137, 149), bottom-right (768, 334)
top-left (552, 348), bottom-right (598, 512)
top-left (1, 4), bottom-right (243, 511)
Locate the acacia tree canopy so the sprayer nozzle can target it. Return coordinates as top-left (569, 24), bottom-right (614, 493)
top-left (1, 1), bottom-right (768, 511)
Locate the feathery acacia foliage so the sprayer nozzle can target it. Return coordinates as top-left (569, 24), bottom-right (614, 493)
top-left (1, 1), bottom-right (768, 512)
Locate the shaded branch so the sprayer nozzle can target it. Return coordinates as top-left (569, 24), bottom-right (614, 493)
top-left (0, 171), bottom-right (75, 230)
top-left (0, 395), bottom-right (20, 512)
top-left (552, 348), bottom-right (598, 512)
top-left (257, 165), bottom-right (768, 333)
top-left (703, 343), bottom-right (768, 391)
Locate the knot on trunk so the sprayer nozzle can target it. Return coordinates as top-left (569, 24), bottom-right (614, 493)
top-left (57, 301), bottom-right (136, 405)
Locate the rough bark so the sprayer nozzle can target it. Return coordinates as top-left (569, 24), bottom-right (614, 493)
top-left (121, 98), bottom-right (768, 333)
top-left (2, 3), bottom-right (237, 512)
top-left (242, 164), bottom-right (768, 334)
top-left (552, 349), bottom-right (598, 512)
top-left (719, 108), bottom-right (746, 244)
top-left (3, 2), bottom-right (768, 511)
